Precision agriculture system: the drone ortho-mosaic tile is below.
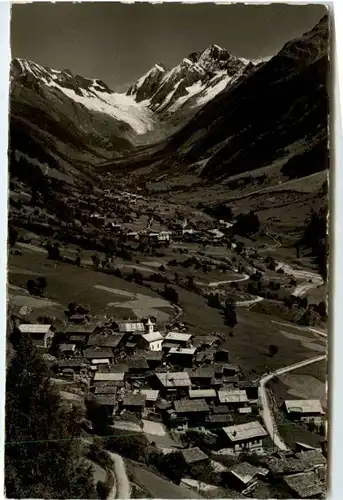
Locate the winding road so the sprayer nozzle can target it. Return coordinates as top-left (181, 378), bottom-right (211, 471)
top-left (259, 353), bottom-right (327, 451)
top-left (108, 452), bottom-right (131, 500)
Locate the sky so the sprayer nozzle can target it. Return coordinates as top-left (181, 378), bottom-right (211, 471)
top-left (10, 2), bottom-right (327, 92)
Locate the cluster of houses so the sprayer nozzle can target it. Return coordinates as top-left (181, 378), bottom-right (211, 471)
top-left (15, 314), bottom-right (326, 461)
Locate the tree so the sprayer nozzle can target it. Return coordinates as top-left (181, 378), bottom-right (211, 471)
top-left (36, 276), bottom-right (47, 292)
top-left (224, 299), bottom-right (237, 328)
top-left (163, 285), bottom-right (179, 305)
top-left (207, 293), bottom-right (221, 309)
top-left (268, 344), bottom-right (278, 357)
top-left (26, 279), bottom-right (36, 295)
top-left (6, 331), bottom-right (94, 499)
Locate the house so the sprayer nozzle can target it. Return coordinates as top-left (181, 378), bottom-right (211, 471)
top-left (283, 399), bottom-right (325, 423)
top-left (140, 389), bottom-right (159, 408)
top-left (189, 389), bottom-right (218, 402)
top-left (93, 372), bottom-right (125, 384)
top-left (87, 333), bottom-right (125, 350)
top-left (295, 450), bottom-right (327, 473)
top-left (94, 385), bottom-right (119, 395)
top-left (228, 462), bottom-right (268, 494)
top-left (117, 320), bottom-right (145, 334)
top-left (163, 331), bottom-right (193, 347)
top-left (222, 421), bottom-right (268, 454)
top-left (214, 349), bottom-right (230, 362)
top-left (283, 472), bottom-right (325, 498)
top-left (181, 447), bottom-right (209, 473)
top-left (127, 357), bottom-right (150, 375)
top-left (173, 399), bottom-right (210, 428)
top-left (134, 350), bottom-right (164, 369)
top-left (155, 371), bottom-right (192, 398)
top-left (68, 314), bottom-right (88, 324)
top-left (192, 335), bottom-right (220, 349)
top-left (205, 413), bottom-right (232, 429)
top-left (168, 347), bottom-right (197, 368)
top-left (218, 389), bottom-right (249, 409)
top-left (69, 335), bottom-right (87, 348)
top-left (92, 358), bottom-right (110, 366)
top-left (121, 393), bottom-right (146, 415)
top-left (56, 358), bottom-right (89, 375)
top-left (59, 343), bottom-right (76, 356)
top-left (238, 379), bottom-right (259, 400)
top-left (18, 323), bottom-right (55, 350)
top-left (187, 367), bottom-right (215, 388)
top-left (84, 348), bottom-right (114, 363)
top-left (139, 319), bottom-right (164, 351)
top-left (65, 324), bottom-right (98, 336)
top-left (92, 395), bottom-right (117, 420)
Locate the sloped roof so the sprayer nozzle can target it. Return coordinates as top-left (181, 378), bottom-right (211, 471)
top-left (189, 389), bottom-right (217, 399)
top-left (284, 399), bottom-right (324, 414)
top-left (295, 450), bottom-right (327, 468)
top-left (223, 421), bottom-right (267, 442)
top-left (283, 472), bottom-right (325, 498)
top-left (142, 331), bottom-right (164, 343)
top-left (174, 399), bottom-right (209, 413)
top-left (156, 371), bottom-right (191, 387)
top-left (118, 321), bottom-right (145, 333)
top-left (65, 324), bottom-right (97, 334)
top-left (169, 347), bottom-right (196, 355)
top-left (19, 324), bottom-right (51, 334)
top-left (140, 389), bottom-right (159, 401)
top-left (218, 389), bottom-right (248, 404)
top-left (87, 333), bottom-right (124, 348)
top-left (164, 332), bottom-right (192, 342)
top-left (229, 462), bottom-right (259, 485)
top-left (123, 393), bottom-right (146, 407)
top-left (84, 348), bottom-right (114, 359)
top-left (181, 447), bottom-right (208, 465)
top-left (93, 372), bottom-right (125, 382)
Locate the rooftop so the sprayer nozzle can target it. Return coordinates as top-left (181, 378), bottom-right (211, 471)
top-left (169, 347), bottom-right (197, 355)
top-left (229, 462), bottom-right (260, 485)
top-left (87, 333), bottom-right (124, 348)
top-left (118, 321), bottom-right (145, 333)
top-left (94, 395), bottom-right (116, 406)
top-left (181, 447), bottom-right (209, 465)
top-left (284, 399), bottom-right (324, 414)
top-left (218, 389), bottom-right (248, 404)
top-left (142, 331), bottom-right (164, 343)
top-left (94, 385), bottom-right (118, 395)
top-left (93, 372), bottom-right (125, 382)
top-left (223, 421), bottom-right (268, 442)
top-left (65, 324), bottom-right (97, 334)
top-left (164, 332), bottom-right (193, 342)
top-left (140, 389), bottom-right (159, 402)
top-left (283, 472), bottom-right (325, 498)
top-left (174, 399), bottom-right (210, 413)
top-left (59, 343), bottom-right (76, 351)
top-left (91, 358), bottom-right (110, 365)
top-left (127, 358), bottom-right (149, 370)
top-left (84, 348), bottom-right (114, 359)
top-left (123, 393), bottom-right (146, 407)
top-left (156, 371), bottom-right (192, 388)
top-left (19, 324), bottom-right (52, 334)
top-left (189, 389), bottom-right (217, 399)
top-left (295, 450), bottom-right (327, 469)
top-left (188, 367), bottom-right (215, 379)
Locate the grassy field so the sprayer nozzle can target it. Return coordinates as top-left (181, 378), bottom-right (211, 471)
top-left (8, 248), bottom-right (173, 323)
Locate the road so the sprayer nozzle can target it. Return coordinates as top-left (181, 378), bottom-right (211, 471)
top-left (276, 262), bottom-right (324, 298)
top-left (259, 354), bottom-right (327, 451)
top-left (236, 296), bottom-right (264, 307)
top-left (195, 274), bottom-right (249, 287)
top-left (108, 452), bottom-right (131, 500)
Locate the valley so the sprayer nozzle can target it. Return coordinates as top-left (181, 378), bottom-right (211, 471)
top-left (7, 8), bottom-right (329, 500)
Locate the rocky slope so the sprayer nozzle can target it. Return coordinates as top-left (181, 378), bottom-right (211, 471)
top-left (127, 45), bottom-right (261, 128)
top-left (9, 58), bottom-right (164, 179)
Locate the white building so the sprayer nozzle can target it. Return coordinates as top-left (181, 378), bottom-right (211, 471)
top-left (18, 323), bottom-right (54, 349)
top-left (140, 318), bottom-right (164, 351)
top-left (222, 421), bottom-right (268, 454)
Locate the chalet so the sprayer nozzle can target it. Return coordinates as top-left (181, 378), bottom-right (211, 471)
top-left (59, 343), bottom-right (76, 356)
top-left (84, 348), bottom-right (114, 363)
top-left (163, 331), bottom-right (193, 347)
top-left (122, 393), bottom-right (146, 415)
top-left (91, 358), bottom-right (110, 366)
top-left (188, 367), bottom-right (215, 388)
top-left (140, 389), bottom-right (159, 408)
top-left (205, 413), bottom-right (232, 429)
top-left (56, 358), bottom-right (89, 375)
top-left (283, 399), bottom-right (325, 424)
top-left (295, 450), bottom-right (327, 473)
top-left (18, 323), bottom-right (55, 350)
top-left (222, 364), bottom-right (240, 376)
top-left (181, 447), bottom-right (209, 473)
top-left (69, 335), bottom-right (87, 348)
top-left (214, 349), bottom-right (230, 362)
top-left (218, 389), bottom-right (249, 409)
top-left (65, 323), bottom-right (98, 336)
top-left (173, 399), bottom-right (210, 428)
top-left (168, 347), bottom-right (197, 368)
top-left (117, 320), bottom-right (145, 334)
top-left (283, 472), bottom-right (325, 499)
top-left (228, 462), bottom-right (268, 494)
top-left (93, 372), bottom-right (125, 384)
top-left (134, 350), bottom-right (164, 369)
top-left (155, 371), bottom-right (192, 398)
top-left (192, 335), bottom-right (220, 349)
top-left (87, 333), bottom-right (125, 350)
top-left (189, 389), bottom-right (217, 402)
top-left (127, 357), bottom-right (150, 375)
top-left (68, 314), bottom-right (88, 324)
top-left (94, 385), bottom-right (119, 395)
top-left (238, 379), bottom-right (259, 400)
top-left (222, 421), bottom-right (268, 454)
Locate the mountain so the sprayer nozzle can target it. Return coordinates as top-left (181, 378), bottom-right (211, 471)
top-left (9, 58), bottom-right (164, 180)
top-left (127, 45), bottom-right (260, 128)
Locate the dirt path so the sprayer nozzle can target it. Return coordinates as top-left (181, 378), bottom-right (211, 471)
top-left (236, 296), bottom-right (264, 307)
top-left (108, 451), bottom-right (131, 500)
top-left (276, 261), bottom-right (324, 298)
top-left (195, 274), bottom-right (249, 287)
top-left (259, 354), bottom-right (327, 451)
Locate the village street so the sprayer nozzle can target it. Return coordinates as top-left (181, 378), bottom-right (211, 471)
top-left (259, 353), bottom-right (327, 451)
top-left (108, 452), bottom-right (131, 500)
